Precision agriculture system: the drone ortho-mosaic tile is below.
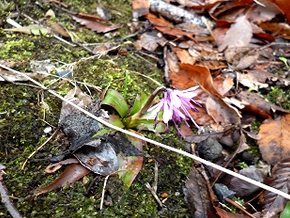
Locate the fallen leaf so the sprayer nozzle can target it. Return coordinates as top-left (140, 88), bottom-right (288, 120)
top-left (218, 15), bottom-right (252, 52)
top-left (258, 114), bottom-right (290, 165)
top-left (170, 63), bottom-right (224, 98)
top-left (234, 91), bottom-right (289, 119)
top-left (206, 95), bottom-right (241, 126)
top-left (236, 70), bottom-right (269, 91)
top-left (45, 158), bottom-right (79, 173)
top-left (134, 31), bottom-right (167, 51)
top-left (34, 164), bottom-right (90, 196)
top-left (272, 0), bottom-right (290, 23)
top-left (72, 16), bottom-right (120, 33)
top-left (171, 47), bottom-right (196, 65)
top-left (74, 140), bottom-right (119, 176)
top-left (262, 159), bottom-right (290, 217)
top-left (215, 206), bottom-right (251, 218)
top-left (183, 168), bottom-right (217, 218)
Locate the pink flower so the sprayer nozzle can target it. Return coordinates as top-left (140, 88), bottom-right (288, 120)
top-left (149, 86), bottom-right (201, 135)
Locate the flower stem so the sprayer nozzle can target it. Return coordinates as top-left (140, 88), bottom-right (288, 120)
top-left (139, 87), bottom-right (166, 116)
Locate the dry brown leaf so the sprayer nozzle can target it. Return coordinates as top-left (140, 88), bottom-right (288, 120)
top-left (258, 114), bottom-right (290, 165)
top-left (206, 95), bottom-right (240, 126)
top-left (134, 31), bottom-right (167, 51)
top-left (218, 14), bottom-right (253, 52)
top-left (215, 206), bottom-right (251, 218)
top-left (34, 164), bottom-right (90, 196)
top-left (72, 16), bottom-right (120, 33)
top-left (233, 91), bottom-right (289, 119)
top-left (273, 0), bottom-right (290, 23)
top-left (237, 70), bottom-right (268, 91)
top-left (183, 168), bottom-right (217, 218)
top-left (262, 159), bottom-right (290, 218)
top-left (171, 47), bottom-right (196, 65)
top-left (213, 75), bottom-right (234, 96)
top-left (169, 63), bottom-right (224, 98)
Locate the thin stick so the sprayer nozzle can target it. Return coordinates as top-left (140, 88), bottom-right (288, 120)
top-left (0, 164), bottom-right (23, 218)
top-left (1, 64), bottom-right (290, 200)
top-left (21, 128), bottom-right (59, 170)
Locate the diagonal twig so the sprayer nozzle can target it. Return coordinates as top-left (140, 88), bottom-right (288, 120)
top-left (1, 63), bottom-right (290, 200)
top-left (0, 164), bottom-right (23, 218)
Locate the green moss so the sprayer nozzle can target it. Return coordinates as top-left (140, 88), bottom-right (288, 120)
top-left (0, 0), bottom-right (193, 216)
top-left (266, 86), bottom-right (290, 110)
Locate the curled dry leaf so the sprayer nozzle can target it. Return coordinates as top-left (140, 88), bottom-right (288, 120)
top-left (169, 63), bottom-right (223, 98)
top-left (45, 158), bottom-right (79, 173)
top-left (233, 91), bottom-right (289, 119)
top-left (258, 114), bottom-right (290, 165)
top-left (34, 164), bottom-right (90, 197)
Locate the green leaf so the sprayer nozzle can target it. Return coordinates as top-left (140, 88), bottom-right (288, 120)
top-left (281, 201), bottom-right (290, 218)
top-left (118, 132), bottom-right (143, 188)
top-left (101, 89), bottom-right (129, 118)
top-left (130, 93), bottom-right (149, 116)
top-left (4, 24), bottom-right (48, 35)
top-left (125, 107), bottom-right (166, 133)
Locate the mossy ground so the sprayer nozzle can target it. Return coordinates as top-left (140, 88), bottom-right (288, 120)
top-left (0, 1), bottom-right (192, 217)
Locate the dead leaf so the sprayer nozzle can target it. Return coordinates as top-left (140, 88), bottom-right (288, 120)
top-left (74, 140), bottom-right (119, 176)
top-left (34, 164), bottom-right (90, 196)
top-left (45, 158), bottom-right (79, 173)
top-left (234, 91), bottom-right (289, 119)
top-left (72, 16), bottom-right (120, 33)
top-left (134, 31), bottom-right (167, 51)
top-left (224, 47), bottom-right (259, 70)
top-left (262, 159), bottom-right (290, 218)
top-left (206, 95), bottom-right (241, 127)
top-left (171, 47), bottom-right (196, 65)
top-left (183, 168), bottom-right (217, 218)
top-left (272, 0), bottom-right (290, 23)
top-left (237, 70), bottom-right (269, 91)
top-left (218, 15), bottom-right (253, 52)
top-left (215, 206), bottom-right (251, 218)
top-left (258, 114), bottom-right (290, 165)
top-left (170, 63), bottom-right (224, 98)
top-left (144, 13), bottom-right (195, 40)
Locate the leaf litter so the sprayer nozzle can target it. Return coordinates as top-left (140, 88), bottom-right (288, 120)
top-left (2, 0), bottom-right (290, 216)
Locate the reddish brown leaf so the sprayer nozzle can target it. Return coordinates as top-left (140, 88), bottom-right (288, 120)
top-left (234, 91), bottom-right (288, 119)
top-left (144, 13), bottom-right (195, 40)
top-left (262, 159), bottom-right (290, 217)
top-left (258, 114), bottom-right (290, 165)
top-left (72, 16), bottom-right (120, 33)
top-left (218, 15), bottom-right (253, 52)
top-left (144, 13), bottom-right (173, 28)
top-left (215, 206), bottom-right (251, 218)
top-left (169, 63), bottom-right (224, 98)
top-left (34, 164), bottom-right (90, 196)
top-left (273, 0), bottom-right (290, 23)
